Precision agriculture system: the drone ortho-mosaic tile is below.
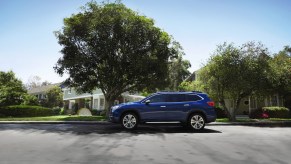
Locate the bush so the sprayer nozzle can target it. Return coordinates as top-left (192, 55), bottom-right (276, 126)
top-left (262, 107), bottom-right (290, 118)
top-left (215, 107), bottom-right (227, 118)
top-left (0, 105), bottom-right (54, 117)
top-left (249, 107), bottom-right (290, 118)
top-left (52, 107), bottom-right (62, 115)
top-left (59, 107), bottom-right (65, 115)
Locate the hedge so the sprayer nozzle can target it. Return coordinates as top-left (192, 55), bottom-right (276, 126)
top-left (249, 107), bottom-right (290, 119)
top-left (262, 107), bottom-right (290, 118)
top-left (0, 105), bottom-right (54, 117)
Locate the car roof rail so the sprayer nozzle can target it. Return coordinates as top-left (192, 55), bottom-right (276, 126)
top-left (192, 90), bottom-right (202, 93)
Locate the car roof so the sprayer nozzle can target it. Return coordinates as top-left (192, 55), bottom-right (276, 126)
top-left (156, 91), bottom-right (203, 94)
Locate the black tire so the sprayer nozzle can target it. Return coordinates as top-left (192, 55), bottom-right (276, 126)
top-left (121, 112), bottom-right (138, 130)
top-left (188, 113), bottom-right (205, 131)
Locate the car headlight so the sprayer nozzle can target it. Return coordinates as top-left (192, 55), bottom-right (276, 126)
top-left (111, 105), bottom-right (120, 112)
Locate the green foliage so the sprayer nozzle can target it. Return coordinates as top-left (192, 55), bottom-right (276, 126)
top-left (52, 107), bottom-right (62, 115)
top-left (22, 94), bottom-right (39, 106)
top-left (0, 71), bottom-right (27, 106)
top-left (59, 107), bottom-right (65, 115)
top-left (200, 42), bottom-right (272, 121)
top-left (0, 105), bottom-right (54, 117)
top-left (250, 107), bottom-right (290, 118)
top-left (54, 1), bottom-right (176, 116)
top-left (178, 80), bottom-right (205, 92)
top-left (269, 46), bottom-right (291, 95)
top-left (262, 106), bottom-right (290, 118)
top-left (168, 41), bottom-right (191, 90)
top-left (42, 86), bottom-right (63, 108)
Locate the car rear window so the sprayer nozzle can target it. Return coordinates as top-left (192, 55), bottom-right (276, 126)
top-left (185, 94), bottom-right (202, 101)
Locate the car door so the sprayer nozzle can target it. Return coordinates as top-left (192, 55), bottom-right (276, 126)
top-left (139, 94), bottom-right (168, 121)
top-left (164, 94), bottom-right (190, 121)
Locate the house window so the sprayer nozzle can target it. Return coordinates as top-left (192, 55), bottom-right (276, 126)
top-left (100, 98), bottom-right (105, 110)
top-left (93, 99), bottom-right (98, 109)
top-left (68, 88), bottom-right (72, 94)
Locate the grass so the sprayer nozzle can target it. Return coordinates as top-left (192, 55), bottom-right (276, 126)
top-left (0, 115), bottom-right (106, 121)
top-left (216, 118), bottom-right (291, 122)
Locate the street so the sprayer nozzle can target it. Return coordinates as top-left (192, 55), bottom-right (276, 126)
top-left (0, 123), bottom-right (290, 164)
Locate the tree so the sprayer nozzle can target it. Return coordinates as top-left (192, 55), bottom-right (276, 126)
top-left (42, 86), bottom-right (63, 108)
top-left (0, 71), bottom-right (27, 106)
top-left (26, 76), bottom-right (52, 89)
top-left (168, 41), bottom-right (191, 90)
top-left (199, 42), bottom-right (271, 121)
top-left (54, 2), bottom-right (176, 116)
top-left (22, 94), bottom-right (39, 106)
top-left (269, 46), bottom-right (291, 96)
top-left (26, 76), bottom-right (42, 89)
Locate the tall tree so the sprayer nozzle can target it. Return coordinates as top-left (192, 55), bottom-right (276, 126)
top-left (0, 71), bottom-right (27, 106)
top-left (26, 76), bottom-right (42, 89)
top-left (54, 2), bottom-right (176, 116)
top-left (269, 46), bottom-right (291, 109)
top-left (42, 86), bottom-right (63, 108)
top-left (168, 41), bottom-right (191, 90)
top-left (199, 42), bottom-right (271, 121)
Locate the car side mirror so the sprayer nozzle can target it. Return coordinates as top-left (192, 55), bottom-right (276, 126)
top-left (145, 100), bottom-right (150, 104)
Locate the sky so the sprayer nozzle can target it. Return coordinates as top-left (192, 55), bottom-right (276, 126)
top-left (0, 0), bottom-right (290, 84)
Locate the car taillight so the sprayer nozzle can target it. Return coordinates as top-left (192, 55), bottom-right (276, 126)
top-left (207, 101), bottom-right (215, 107)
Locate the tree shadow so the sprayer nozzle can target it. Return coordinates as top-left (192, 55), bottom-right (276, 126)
top-left (0, 123), bottom-right (222, 135)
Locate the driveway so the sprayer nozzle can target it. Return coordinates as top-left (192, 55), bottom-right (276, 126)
top-left (0, 123), bottom-right (290, 164)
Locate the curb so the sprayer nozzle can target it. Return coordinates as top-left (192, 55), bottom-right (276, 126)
top-left (207, 121), bottom-right (291, 127)
top-left (0, 121), bottom-right (111, 125)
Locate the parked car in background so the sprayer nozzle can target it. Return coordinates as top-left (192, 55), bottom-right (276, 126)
top-left (110, 91), bottom-right (216, 130)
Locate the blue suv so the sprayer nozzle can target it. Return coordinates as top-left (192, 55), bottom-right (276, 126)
top-left (109, 91), bottom-right (216, 130)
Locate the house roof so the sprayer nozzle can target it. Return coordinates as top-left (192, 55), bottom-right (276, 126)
top-left (28, 83), bottom-right (61, 94)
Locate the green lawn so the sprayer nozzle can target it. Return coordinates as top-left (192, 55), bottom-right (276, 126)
top-left (0, 115), bottom-right (106, 121)
top-left (216, 118), bottom-right (291, 122)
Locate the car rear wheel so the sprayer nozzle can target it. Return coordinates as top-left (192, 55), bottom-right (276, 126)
top-left (121, 113), bottom-right (138, 130)
top-left (188, 114), bottom-right (205, 130)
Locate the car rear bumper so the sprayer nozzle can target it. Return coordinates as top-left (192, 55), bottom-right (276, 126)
top-left (206, 115), bottom-right (216, 123)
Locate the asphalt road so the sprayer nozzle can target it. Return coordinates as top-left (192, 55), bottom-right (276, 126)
top-left (0, 123), bottom-right (290, 164)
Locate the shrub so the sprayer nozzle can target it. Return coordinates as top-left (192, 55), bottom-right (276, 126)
top-left (52, 107), bottom-right (62, 115)
top-left (59, 107), bottom-right (65, 115)
top-left (249, 108), bottom-right (263, 119)
top-left (249, 107), bottom-right (290, 118)
top-left (262, 107), bottom-right (290, 118)
top-left (0, 105), bottom-right (54, 117)
top-left (215, 107), bottom-right (227, 118)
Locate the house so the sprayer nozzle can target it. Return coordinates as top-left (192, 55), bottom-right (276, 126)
top-left (187, 70), bottom-right (285, 115)
top-left (62, 87), bottom-right (145, 111)
top-left (28, 83), bottom-right (61, 101)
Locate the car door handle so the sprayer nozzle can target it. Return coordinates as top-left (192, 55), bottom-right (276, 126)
top-left (184, 104), bottom-right (190, 106)
top-left (160, 106), bottom-right (166, 108)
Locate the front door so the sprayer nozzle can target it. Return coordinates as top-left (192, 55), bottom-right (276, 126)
top-left (139, 94), bottom-right (168, 121)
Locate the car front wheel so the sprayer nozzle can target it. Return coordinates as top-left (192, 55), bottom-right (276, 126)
top-left (121, 113), bottom-right (138, 130)
top-left (189, 114), bottom-right (205, 130)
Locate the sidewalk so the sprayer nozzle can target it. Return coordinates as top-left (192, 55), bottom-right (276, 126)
top-left (208, 120), bottom-right (291, 127)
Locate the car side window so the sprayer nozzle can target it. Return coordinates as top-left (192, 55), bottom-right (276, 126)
top-left (168, 94), bottom-right (186, 102)
top-left (186, 94), bottom-right (202, 101)
top-left (148, 94), bottom-right (168, 103)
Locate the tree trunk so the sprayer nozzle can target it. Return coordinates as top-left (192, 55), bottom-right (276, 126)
top-left (219, 99), bottom-right (232, 121)
top-left (229, 98), bottom-right (242, 122)
top-left (104, 98), bottom-right (114, 119)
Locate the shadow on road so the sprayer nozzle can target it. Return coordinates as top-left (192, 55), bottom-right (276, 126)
top-left (0, 123), bottom-right (222, 135)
